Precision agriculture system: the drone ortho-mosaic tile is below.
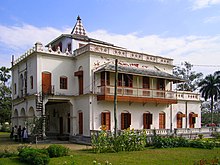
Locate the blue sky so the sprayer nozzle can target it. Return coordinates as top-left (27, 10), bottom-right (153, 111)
top-left (1, 0), bottom-right (220, 75)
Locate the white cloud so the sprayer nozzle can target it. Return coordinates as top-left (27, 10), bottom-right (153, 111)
top-left (191, 0), bottom-right (220, 10)
top-left (0, 24), bottom-right (220, 75)
top-left (204, 15), bottom-right (220, 23)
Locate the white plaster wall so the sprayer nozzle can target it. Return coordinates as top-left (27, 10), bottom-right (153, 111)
top-left (92, 99), bottom-right (171, 131)
top-left (74, 96), bottom-right (90, 136)
top-left (172, 101), bottom-right (201, 128)
top-left (37, 54), bottom-right (74, 95)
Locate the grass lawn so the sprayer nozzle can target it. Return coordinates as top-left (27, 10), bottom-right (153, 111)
top-left (0, 132), bottom-right (219, 165)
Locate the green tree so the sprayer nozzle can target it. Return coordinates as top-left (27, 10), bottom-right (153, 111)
top-left (0, 66), bottom-right (11, 86)
top-left (0, 66), bottom-right (11, 124)
top-left (198, 71), bottom-right (220, 124)
top-left (173, 62), bottom-right (203, 91)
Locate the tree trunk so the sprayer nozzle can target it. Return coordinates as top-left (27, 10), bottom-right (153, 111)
top-left (210, 96), bottom-right (214, 125)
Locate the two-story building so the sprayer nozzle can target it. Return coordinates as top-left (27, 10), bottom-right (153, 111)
top-left (11, 16), bottom-right (201, 142)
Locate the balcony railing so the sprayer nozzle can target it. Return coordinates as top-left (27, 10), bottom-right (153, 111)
top-left (96, 86), bottom-right (177, 100)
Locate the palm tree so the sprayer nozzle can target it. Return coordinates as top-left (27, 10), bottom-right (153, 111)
top-left (198, 71), bottom-right (220, 124)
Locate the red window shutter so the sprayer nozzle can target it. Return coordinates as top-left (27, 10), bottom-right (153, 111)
top-left (121, 113), bottom-right (125, 130)
top-left (101, 112), bottom-right (105, 126)
top-left (106, 112), bottom-right (111, 130)
top-left (79, 112), bottom-right (83, 134)
top-left (143, 113), bottom-right (147, 129)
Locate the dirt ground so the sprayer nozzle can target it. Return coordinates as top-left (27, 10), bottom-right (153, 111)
top-left (0, 133), bottom-right (91, 152)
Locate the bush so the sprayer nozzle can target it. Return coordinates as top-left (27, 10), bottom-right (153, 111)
top-left (152, 136), bottom-right (190, 148)
top-left (152, 136), bottom-right (215, 149)
top-left (212, 132), bottom-right (220, 139)
top-left (18, 147), bottom-right (50, 165)
top-left (0, 151), bottom-right (17, 158)
top-left (47, 144), bottom-right (69, 158)
top-left (91, 129), bottom-right (146, 153)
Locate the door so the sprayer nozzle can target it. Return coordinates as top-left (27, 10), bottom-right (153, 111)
top-left (42, 72), bottom-right (51, 94)
top-left (59, 117), bottom-right (63, 135)
top-left (79, 112), bottom-right (83, 134)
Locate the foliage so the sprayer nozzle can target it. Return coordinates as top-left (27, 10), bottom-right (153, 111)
top-left (1, 146), bottom-right (220, 165)
top-left (198, 71), bottom-right (220, 124)
top-left (212, 132), bottom-right (220, 139)
top-left (91, 129), bottom-right (146, 153)
top-left (47, 144), bottom-right (69, 158)
top-left (18, 147), bottom-right (50, 165)
top-left (173, 61), bottom-right (203, 91)
top-left (152, 136), bottom-right (189, 148)
top-left (0, 66), bottom-right (11, 124)
top-left (0, 122), bottom-right (10, 132)
top-left (152, 136), bottom-right (216, 149)
top-left (29, 117), bottom-right (43, 137)
top-left (0, 150), bottom-right (17, 158)
top-left (201, 112), bottom-right (220, 125)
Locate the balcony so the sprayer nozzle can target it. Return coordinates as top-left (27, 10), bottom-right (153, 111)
top-left (96, 86), bottom-right (177, 104)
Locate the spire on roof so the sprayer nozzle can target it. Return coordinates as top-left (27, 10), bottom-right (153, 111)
top-left (71, 15), bottom-right (87, 36)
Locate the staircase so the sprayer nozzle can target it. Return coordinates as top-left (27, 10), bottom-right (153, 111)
top-left (36, 92), bottom-right (43, 112)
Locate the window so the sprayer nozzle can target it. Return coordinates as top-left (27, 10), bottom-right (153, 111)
top-left (143, 77), bottom-right (150, 89)
top-left (30, 76), bottom-right (33, 89)
top-left (121, 112), bottom-right (131, 130)
top-left (124, 74), bottom-right (133, 87)
top-left (118, 73), bottom-right (123, 86)
top-left (58, 42), bottom-right (62, 52)
top-left (14, 83), bottom-right (17, 94)
top-left (79, 43), bottom-right (85, 48)
top-left (101, 112), bottom-right (111, 130)
top-left (60, 76), bottom-right (68, 89)
top-left (101, 72), bottom-right (110, 86)
top-left (159, 112), bottom-right (165, 129)
top-left (157, 78), bottom-right (165, 90)
top-left (68, 43), bottom-right (72, 52)
top-left (143, 113), bottom-right (152, 129)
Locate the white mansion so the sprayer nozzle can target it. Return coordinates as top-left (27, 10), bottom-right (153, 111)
top-left (11, 16), bottom-right (202, 142)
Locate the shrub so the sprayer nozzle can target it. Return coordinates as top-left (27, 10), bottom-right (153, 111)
top-left (91, 129), bottom-right (146, 153)
top-left (212, 132), bottom-right (220, 139)
top-left (47, 144), bottom-right (69, 158)
top-left (0, 151), bottom-right (17, 158)
top-left (18, 147), bottom-right (50, 165)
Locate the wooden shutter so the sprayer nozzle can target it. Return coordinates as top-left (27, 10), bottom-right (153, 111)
top-left (121, 113), bottom-right (125, 130)
top-left (143, 113), bottom-right (147, 129)
top-left (79, 75), bottom-right (83, 95)
top-left (159, 113), bottom-right (165, 129)
top-left (105, 112), bottom-right (111, 130)
top-left (177, 114), bottom-right (182, 128)
top-left (79, 112), bottom-right (83, 134)
top-left (42, 72), bottom-right (51, 94)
